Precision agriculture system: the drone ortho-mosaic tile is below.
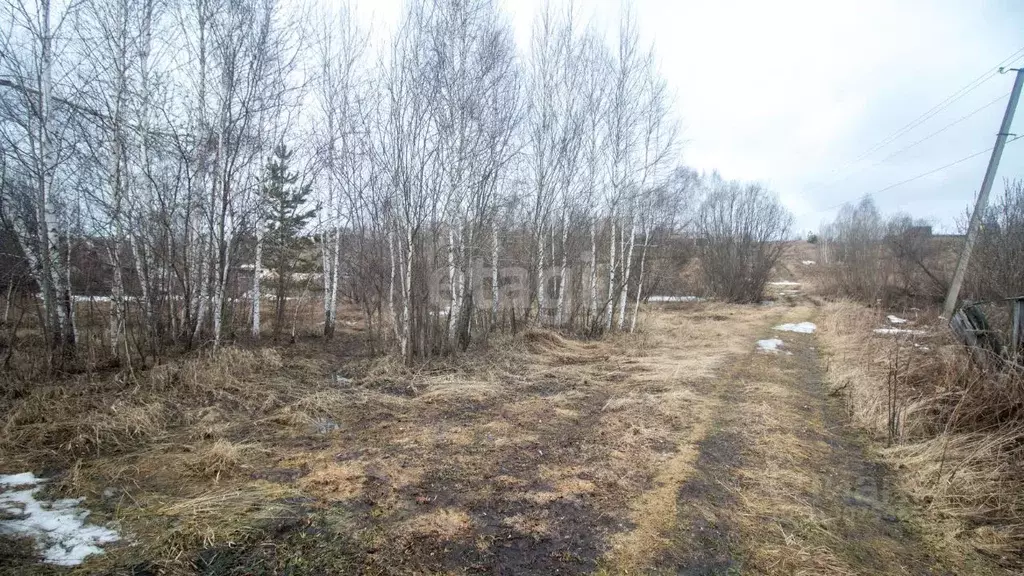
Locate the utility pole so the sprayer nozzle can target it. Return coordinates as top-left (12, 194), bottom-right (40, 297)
top-left (942, 67), bottom-right (1024, 319)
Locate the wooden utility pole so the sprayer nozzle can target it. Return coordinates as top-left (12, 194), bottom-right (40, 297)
top-left (942, 68), bottom-right (1024, 319)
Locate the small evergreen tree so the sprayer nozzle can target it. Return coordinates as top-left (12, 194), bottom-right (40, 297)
top-left (261, 143), bottom-right (316, 338)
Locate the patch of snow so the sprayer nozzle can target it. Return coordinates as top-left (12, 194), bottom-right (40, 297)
top-left (757, 338), bottom-right (785, 353)
top-left (71, 295), bottom-right (112, 303)
top-left (773, 322), bottom-right (817, 334)
top-left (0, 472), bottom-right (43, 487)
top-left (769, 281), bottom-right (801, 286)
top-left (0, 473), bottom-right (119, 566)
top-left (887, 315), bottom-right (908, 324)
top-left (873, 328), bottom-right (927, 336)
top-left (801, 260), bottom-right (816, 265)
top-left (648, 295), bottom-right (704, 302)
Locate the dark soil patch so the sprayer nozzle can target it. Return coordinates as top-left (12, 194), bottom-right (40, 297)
top-left (193, 507), bottom-right (365, 576)
top-left (663, 428), bottom-right (744, 575)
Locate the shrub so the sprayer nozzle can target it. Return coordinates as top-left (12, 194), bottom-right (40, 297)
top-left (965, 178), bottom-right (1024, 301)
top-left (696, 179), bottom-right (792, 302)
top-left (818, 197), bottom-right (949, 305)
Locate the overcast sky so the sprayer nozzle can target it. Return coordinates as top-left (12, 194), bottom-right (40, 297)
top-left (357, 0), bottom-right (1024, 234)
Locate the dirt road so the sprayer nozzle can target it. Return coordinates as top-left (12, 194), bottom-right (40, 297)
top-left (651, 303), bottom-right (987, 576)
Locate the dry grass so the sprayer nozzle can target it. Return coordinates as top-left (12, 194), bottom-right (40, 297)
top-left (12, 297), bottom-right (956, 574)
top-left (0, 345), bottom-right (333, 571)
top-left (1, 303), bottom-right (754, 573)
top-left (818, 300), bottom-right (1024, 566)
top-left (403, 508), bottom-right (475, 538)
top-left (603, 420), bottom-right (709, 573)
top-left (143, 483), bottom-right (299, 558)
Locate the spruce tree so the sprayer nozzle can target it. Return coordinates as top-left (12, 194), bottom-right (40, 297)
top-left (261, 143), bottom-right (316, 338)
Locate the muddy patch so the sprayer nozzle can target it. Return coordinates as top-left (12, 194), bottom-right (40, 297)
top-left (664, 428), bottom-right (743, 575)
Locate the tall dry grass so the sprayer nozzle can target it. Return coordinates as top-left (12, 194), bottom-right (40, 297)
top-left (0, 347), bottom-right (310, 466)
top-left (819, 301), bottom-right (1024, 565)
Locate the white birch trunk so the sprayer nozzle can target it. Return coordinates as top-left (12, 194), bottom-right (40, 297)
top-left (491, 225), bottom-right (499, 324)
top-left (319, 224), bottom-right (332, 331)
top-left (388, 225), bottom-right (400, 341)
top-left (617, 212), bottom-right (636, 330)
top-left (251, 223), bottom-right (263, 339)
top-left (556, 205), bottom-right (568, 326)
top-left (401, 226), bottom-right (413, 359)
top-left (605, 219), bottom-right (616, 330)
top-left (447, 224), bottom-right (459, 343)
top-left (536, 228), bottom-right (546, 326)
top-left (327, 225), bottom-right (341, 337)
top-left (213, 209), bottom-right (232, 348)
top-left (108, 244), bottom-right (124, 356)
top-left (65, 222), bottom-right (76, 347)
top-left (589, 218), bottom-right (598, 326)
top-left (135, 0), bottom-right (156, 355)
top-left (3, 282), bottom-right (12, 324)
top-left (36, 0), bottom-right (59, 353)
top-left (129, 234), bottom-right (154, 352)
top-left (631, 222), bottom-right (650, 333)
top-left (192, 237), bottom-right (210, 343)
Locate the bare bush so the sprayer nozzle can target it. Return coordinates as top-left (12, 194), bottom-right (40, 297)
top-left (884, 214), bottom-right (947, 301)
top-left (818, 197), bottom-right (950, 305)
top-left (965, 178), bottom-right (1024, 301)
top-left (818, 197), bottom-right (885, 300)
top-left (696, 177), bottom-right (792, 303)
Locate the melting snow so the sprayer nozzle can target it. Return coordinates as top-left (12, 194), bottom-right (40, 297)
top-left (0, 472), bottom-right (119, 566)
top-left (648, 295), bottom-right (704, 302)
top-left (873, 328), bottom-right (927, 336)
top-left (887, 315), bottom-right (908, 324)
top-left (769, 281), bottom-right (801, 286)
top-left (757, 338), bottom-right (784, 352)
top-left (0, 472), bottom-right (40, 486)
top-left (801, 260), bottom-right (816, 265)
top-left (773, 322), bottom-right (817, 334)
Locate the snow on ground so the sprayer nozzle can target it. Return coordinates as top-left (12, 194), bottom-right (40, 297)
top-left (873, 328), bottom-right (927, 336)
top-left (0, 472), bottom-right (119, 566)
top-left (801, 260), bottom-right (816, 265)
top-left (768, 281), bottom-right (801, 286)
top-left (757, 338), bottom-right (785, 352)
top-left (773, 322), bottom-right (817, 334)
top-left (648, 295), bottom-right (704, 302)
top-left (887, 315), bottom-right (908, 324)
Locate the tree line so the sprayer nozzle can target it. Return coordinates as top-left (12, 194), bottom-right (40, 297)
top-left (0, 0), bottom-right (792, 369)
top-left (815, 178), bottom-right (1024, 306)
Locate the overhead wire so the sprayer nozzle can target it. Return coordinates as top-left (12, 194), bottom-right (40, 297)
top-left (810, 134), bottom-right (1024, 215)
top-left (804, 47), bottom-right (1024, 217)
top-left (844, 46), bottom-right (1024, 167)
top-left (873, 91), bottom-right (1010, 164)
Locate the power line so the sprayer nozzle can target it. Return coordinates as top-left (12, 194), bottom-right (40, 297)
top-left (810, 47), bottom-right (1024, 194)
top-left (809, 135), bottom-right (1024, 216)
top-left (872, 142), bottom-right (1001, 195)
top-left (873, 91), bottom-right (1010, 164)
top-left (804, 50), bottom-right (1024, 215)
top-left (814, 92), bottom-right (1011, 193)
top-left (847, 46), bottom-right (1024, 165)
